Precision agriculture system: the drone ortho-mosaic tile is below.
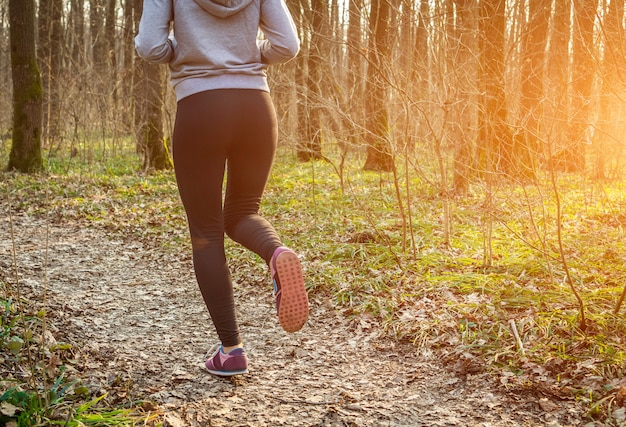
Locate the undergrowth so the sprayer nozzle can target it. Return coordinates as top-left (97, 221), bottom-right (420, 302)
top-left (0, 285), bottom-right (162, 426)
top-left (2, 144), bottom-right (626, 423)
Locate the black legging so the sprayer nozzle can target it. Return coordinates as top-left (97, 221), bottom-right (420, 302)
top-left (173, 89), bottom-right (283, 347)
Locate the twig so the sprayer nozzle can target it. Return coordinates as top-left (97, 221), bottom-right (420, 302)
top-left (7, 186), bottom-right (41, 402)
top-left (547, 141), bottom-right (586, 332)
top-left (272, 397), bottom-right (340, 406)
top-left (509, 319), bottom-right (525, 356)
top-left (615, 282), bottom-right (626, 314)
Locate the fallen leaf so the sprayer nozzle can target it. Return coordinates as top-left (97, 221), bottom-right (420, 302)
top-left (538, 398), bottom-right (558, 412)
top-left (0, 401), bottom-right (20, 417)
top-left (613, 407), bottom-right (626, 423)
top-left (163, 412), bottom-right (186, 427)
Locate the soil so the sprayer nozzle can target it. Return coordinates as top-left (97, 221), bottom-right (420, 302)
top-left (0, 213), bottom-right (602, 426)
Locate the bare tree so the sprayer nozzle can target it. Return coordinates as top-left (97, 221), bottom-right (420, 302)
top-left (1, 0), bottom-right (625, 180)
top-left (561, 0), bottom-right (597, 172)
top-left (68, 0), bottom-right (86, 70)
top-left (121, 0), bottom-right (137, 132)
top-left (478, 0), bottom-right (511, 176)
top-left (136, 63), bottom-right (168, 170)
top-left (8, 0), bottom-right (43, 173)
top-left (299, 0), bottom-right (327, 160)
top-left (38, 0), bottom-right (64, 149)
top-left (545, 0), bottom-right (570, 165)
top-left (594, 0), bottom-right (625, 179)
top-left (0, 4), bottom-right (11, 133)
top-left (363, 0), bottom-right (394, 171)
top-left (451, 0), bottom-right (479, 195)
top-left (518, 0), bottom-right (551, 179)
top-left (90, 0), bottom-right (107, 75)
top-left (412, 0), bottom-right (429, 85)
top-left (341, 0), bottom-right (364, 150)
top-left (105, 0), bottom-right (118, 88)
top-left (132, 0), bottom-right (169, 171)
top-left (291, 0), bottom-right (309, 157)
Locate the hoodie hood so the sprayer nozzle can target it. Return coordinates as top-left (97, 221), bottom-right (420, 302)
top-left (193, 0), bottom-right (255, 18)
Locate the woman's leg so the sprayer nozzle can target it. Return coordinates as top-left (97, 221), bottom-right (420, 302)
top-left (173, 90), bottom-right (242, 347)
top-left (222, 91), bottom-right (308, 333)
top-left (223, 90), bottom-right (282, 264)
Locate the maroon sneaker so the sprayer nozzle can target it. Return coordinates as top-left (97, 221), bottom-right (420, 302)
top-left (270, 247), bottom-right (309, 332)
top-left (205, 345), bottom-right (248, 376)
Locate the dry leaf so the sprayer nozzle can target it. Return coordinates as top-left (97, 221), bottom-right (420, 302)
top-left (538, 398), bottom-right (558, 412)
top-left (0, 401), bottom-right (19, 417)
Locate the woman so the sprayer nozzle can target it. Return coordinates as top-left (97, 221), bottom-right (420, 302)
top-left (135, 0), bottom-right (309, 377)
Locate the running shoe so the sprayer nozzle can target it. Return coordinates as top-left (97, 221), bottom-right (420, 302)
top-left (204, 344), bottom-right (248, 376)
top-left (270, 247), bottom-right (309, 332)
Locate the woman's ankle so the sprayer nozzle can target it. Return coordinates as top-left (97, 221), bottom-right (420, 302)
top-left (222, 343), bottom-right (243, 354)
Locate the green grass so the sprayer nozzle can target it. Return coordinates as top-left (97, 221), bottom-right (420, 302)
top-left (0, 288), bottom-right (161, 426)
top-left (2, 143), bottom-right (626, 422)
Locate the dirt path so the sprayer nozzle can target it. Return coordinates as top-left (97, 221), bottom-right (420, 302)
top-left (1, 213), bottom-right (591, 426)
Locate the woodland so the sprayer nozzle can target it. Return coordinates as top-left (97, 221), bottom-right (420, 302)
top-left (1, 0), bottom-right (626, 425)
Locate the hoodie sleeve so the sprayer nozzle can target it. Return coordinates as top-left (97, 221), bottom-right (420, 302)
top-left (258, 0), bottom-right (300, 65)
top-left (135, 0), bottom-right (175, 64)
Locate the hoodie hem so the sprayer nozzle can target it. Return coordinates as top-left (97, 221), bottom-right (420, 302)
top-left (173, 74), bottom-right (270, 101)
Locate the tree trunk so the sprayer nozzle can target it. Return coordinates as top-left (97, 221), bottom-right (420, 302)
top-left (398, 0), bottom-right (412, 77)
top-left (132, 0), bottom-right (169, 171)
top-left (8, 0), bottom-right (43, 173)
top-left (137, 62), bottom-right (168, 170)
top-left (68, 0), bottom-right (85, 70)
top-left (518, 0), bottom-right (550, 179)
top-left (347, 0), bottom-right (364, 143)
top-left (562, 0), bottom-right (596, 172)
top-left (452, 0), bottom-right (478, 195)
top-left (478, 0), bottom-right (511, 177)
top-left (293, 0), bottom-right (309, 159)
top-left (363, 0), bottom-right (394, 172)
top-left (412, 0), bottom-right (430, 100)
top-left (38, 0), bottom-right (64, 149)
top-left (90, 0), bottom-right (107, 75)
top-left (0, 4), bottom-right (9, 112)
top-left (122, 0), bottom-right (136, 132)
top-left (132, 0), bottom-right (143, 139)
top-left (299, 0), bottom-right (326, 161)
top-left (105, 0), bottom-right (117, 84)
top-left (546, 0), bottom-right (570, 169)
top-left (594, 0), bottom-right (624, 179)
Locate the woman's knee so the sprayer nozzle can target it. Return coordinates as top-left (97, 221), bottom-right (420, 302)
top-left (224, 215), bottom-right (241, 240)
top-left (189, 223), bottom-right (225, 251)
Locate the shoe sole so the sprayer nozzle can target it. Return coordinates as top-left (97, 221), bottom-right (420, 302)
top-left (275, 251), bottom-right (309, 332)
top-left (205, 366), bottom-right (249, 377)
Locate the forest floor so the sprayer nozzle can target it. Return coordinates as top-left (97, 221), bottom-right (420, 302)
top-left (0, 212), bottom-right (609, 426)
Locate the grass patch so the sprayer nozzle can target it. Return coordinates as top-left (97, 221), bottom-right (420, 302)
top-left (0, 284), bottom-right (161, 426)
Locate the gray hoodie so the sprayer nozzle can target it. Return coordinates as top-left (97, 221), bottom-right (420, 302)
top-left (135, 0), bottom-right (300, 101)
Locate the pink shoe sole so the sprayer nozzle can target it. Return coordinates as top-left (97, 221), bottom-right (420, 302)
top-left (274, 250), bottom-right (309, 332)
